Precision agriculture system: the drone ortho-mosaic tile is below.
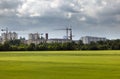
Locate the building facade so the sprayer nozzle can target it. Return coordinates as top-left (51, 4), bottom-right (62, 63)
top-left (27, 33), bottom-right (49, 44)
top-left (28, 33), bottom-right (40, 44)
top-left (1, 32), bottom-right (18, 43)
top-left (81, 36), bottom-right (106, 44)
top-left (47, 38), bottom-right (72, 43)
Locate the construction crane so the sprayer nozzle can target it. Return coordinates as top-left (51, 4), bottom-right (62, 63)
top-left (1, 27), bottom-right (9, 41)
top-left (55, 27), bottom-right (73, 40)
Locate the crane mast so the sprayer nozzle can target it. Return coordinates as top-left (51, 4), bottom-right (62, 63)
top-left (56, 27), bottom-right (73, 41)
top-left (1, 27), bottom-right (9, 41)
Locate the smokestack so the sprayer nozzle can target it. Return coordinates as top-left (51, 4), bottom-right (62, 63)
top-left (45, 33), bottom-right (48, 40)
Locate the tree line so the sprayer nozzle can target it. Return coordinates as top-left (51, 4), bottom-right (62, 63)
top-left (0, 39), bottom-right (120, 51)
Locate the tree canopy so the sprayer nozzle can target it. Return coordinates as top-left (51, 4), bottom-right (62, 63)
top-left (0, 39), bottom-right (120, 51)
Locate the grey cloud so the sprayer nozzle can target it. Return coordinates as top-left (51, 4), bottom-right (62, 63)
top-left (0, 0), bottom-right (120, 39)
top-left (0, 0), bottom-right (21, 9)
top-left (0, 0), bottom-right (23, 17)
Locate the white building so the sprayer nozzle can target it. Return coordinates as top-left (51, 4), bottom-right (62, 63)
top-left (28, 33), bottom-right (49, 44)
top-left (28, 33), bottom-right (40, 44)
top-left (8, 32), bottom-right (18, 40)
top-left (1, 32), bottom-right (18, 43)
top-left (81, 36), bottom-right (106, 44)
top-left (29, 33), bottom-right (40, 40)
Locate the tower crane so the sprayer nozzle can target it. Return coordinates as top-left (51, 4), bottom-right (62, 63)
top-left (56, 27), bottom-right (73, 40)
top-left (1, 27), bottom-right (9, 41)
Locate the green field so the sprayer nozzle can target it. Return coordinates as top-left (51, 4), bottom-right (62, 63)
top-left (0, 51), bottom-right (120, 79)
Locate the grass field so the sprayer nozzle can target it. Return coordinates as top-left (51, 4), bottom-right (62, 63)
top-left (0, 51), bottom-right (120, 79)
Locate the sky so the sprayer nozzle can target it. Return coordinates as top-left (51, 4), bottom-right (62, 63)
top-left (0, 0), bottom-right (120, 40)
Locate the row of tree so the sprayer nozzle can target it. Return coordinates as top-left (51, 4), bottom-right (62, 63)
top-left (0, 39), bottom-right (120, 51)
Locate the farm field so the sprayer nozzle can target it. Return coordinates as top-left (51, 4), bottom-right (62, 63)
top-left (0, 51), bottom-right (120, 79)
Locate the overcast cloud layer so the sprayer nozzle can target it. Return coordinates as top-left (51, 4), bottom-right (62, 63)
top-left (0, 0), bottom-right (120, 39)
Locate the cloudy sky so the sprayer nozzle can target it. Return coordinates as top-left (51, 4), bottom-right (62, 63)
top-left (0, 0), bottom-right (120, 40)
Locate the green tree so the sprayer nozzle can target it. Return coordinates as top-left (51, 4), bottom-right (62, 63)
top-left (27, 43), bottom-right (36, 51)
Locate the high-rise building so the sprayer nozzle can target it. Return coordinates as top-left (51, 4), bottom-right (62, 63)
top-left (28, 33), bottom-right (40, 40)
top-left (28, 33), bottom-right (41, 44)
top-left (1, 32), bottom-right (18, 42)
top-left (81, 36), bottom-right (106, 44)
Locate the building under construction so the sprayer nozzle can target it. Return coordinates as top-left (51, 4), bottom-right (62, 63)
top-left (0, 27), bottom-right (108, 45)
top-left (0, 27), bottom-right (74, 44)
top-left (55, 27), bottom-right (73, 41)
top-left (27, 33), bottom-right (48, 45)
top-left (27, 27), bottom-right (73, 44)
top-left (0, 28), bottom-right (18, 43)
